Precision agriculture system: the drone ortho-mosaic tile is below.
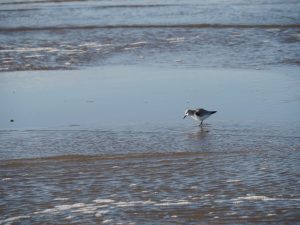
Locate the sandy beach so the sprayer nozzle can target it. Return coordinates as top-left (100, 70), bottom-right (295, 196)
top-left (1, 0), bottom-right (300, 224)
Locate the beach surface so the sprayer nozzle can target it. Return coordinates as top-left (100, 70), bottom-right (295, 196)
top-left (1, 66), bottom-right (300, 224)
top-left (1, 0), bottom-right (300, 224)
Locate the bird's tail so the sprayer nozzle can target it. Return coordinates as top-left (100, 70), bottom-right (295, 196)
top-left (210, 111), bottom-right (217, 114)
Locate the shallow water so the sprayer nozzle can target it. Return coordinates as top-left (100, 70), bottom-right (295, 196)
top-left (0, 0), bottom-right (300, 71)
top-left (1, 66), bottom-right (299, 130)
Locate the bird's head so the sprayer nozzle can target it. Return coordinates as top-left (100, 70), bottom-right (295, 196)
top-left (183, 109), bottom-right (193, 119)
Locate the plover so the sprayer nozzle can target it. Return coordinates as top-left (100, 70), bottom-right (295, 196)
top-left (183, 108), bottom-right (217, 126)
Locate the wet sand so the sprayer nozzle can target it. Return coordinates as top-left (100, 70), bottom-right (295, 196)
top-left (1, 151), bottom-right (299, 224)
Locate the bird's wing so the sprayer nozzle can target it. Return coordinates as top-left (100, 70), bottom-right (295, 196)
top-left (195, 108), bottom-right (208, 117)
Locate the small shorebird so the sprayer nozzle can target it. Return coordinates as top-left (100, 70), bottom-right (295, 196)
top-left (183, 108), bottom-right (217, 126)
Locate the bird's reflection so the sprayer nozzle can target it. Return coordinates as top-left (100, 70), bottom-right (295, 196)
top-left (187, 125), bottom-right (210, 140)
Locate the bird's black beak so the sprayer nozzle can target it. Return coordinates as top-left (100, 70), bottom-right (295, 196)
top-left (183, 115), bottom-right (187, 119)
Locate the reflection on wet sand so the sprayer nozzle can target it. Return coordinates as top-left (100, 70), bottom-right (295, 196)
top-left (187, 126), bottom-right (210, 140)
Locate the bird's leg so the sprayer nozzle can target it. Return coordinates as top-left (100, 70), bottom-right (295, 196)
top-left (199, 120), bottom-right (203, 127)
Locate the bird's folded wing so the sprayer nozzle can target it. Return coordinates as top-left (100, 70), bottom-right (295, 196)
top-left (195, 108), bottom-right (207, 117)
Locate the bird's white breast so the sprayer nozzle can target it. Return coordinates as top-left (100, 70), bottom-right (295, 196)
top-left (191, 114), bottom-right (210, 121)
top-left (191, 115), bottom-right (201, 121)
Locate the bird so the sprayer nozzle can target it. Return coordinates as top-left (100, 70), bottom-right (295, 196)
top-left (183, 108), bottom-right (217, 126)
